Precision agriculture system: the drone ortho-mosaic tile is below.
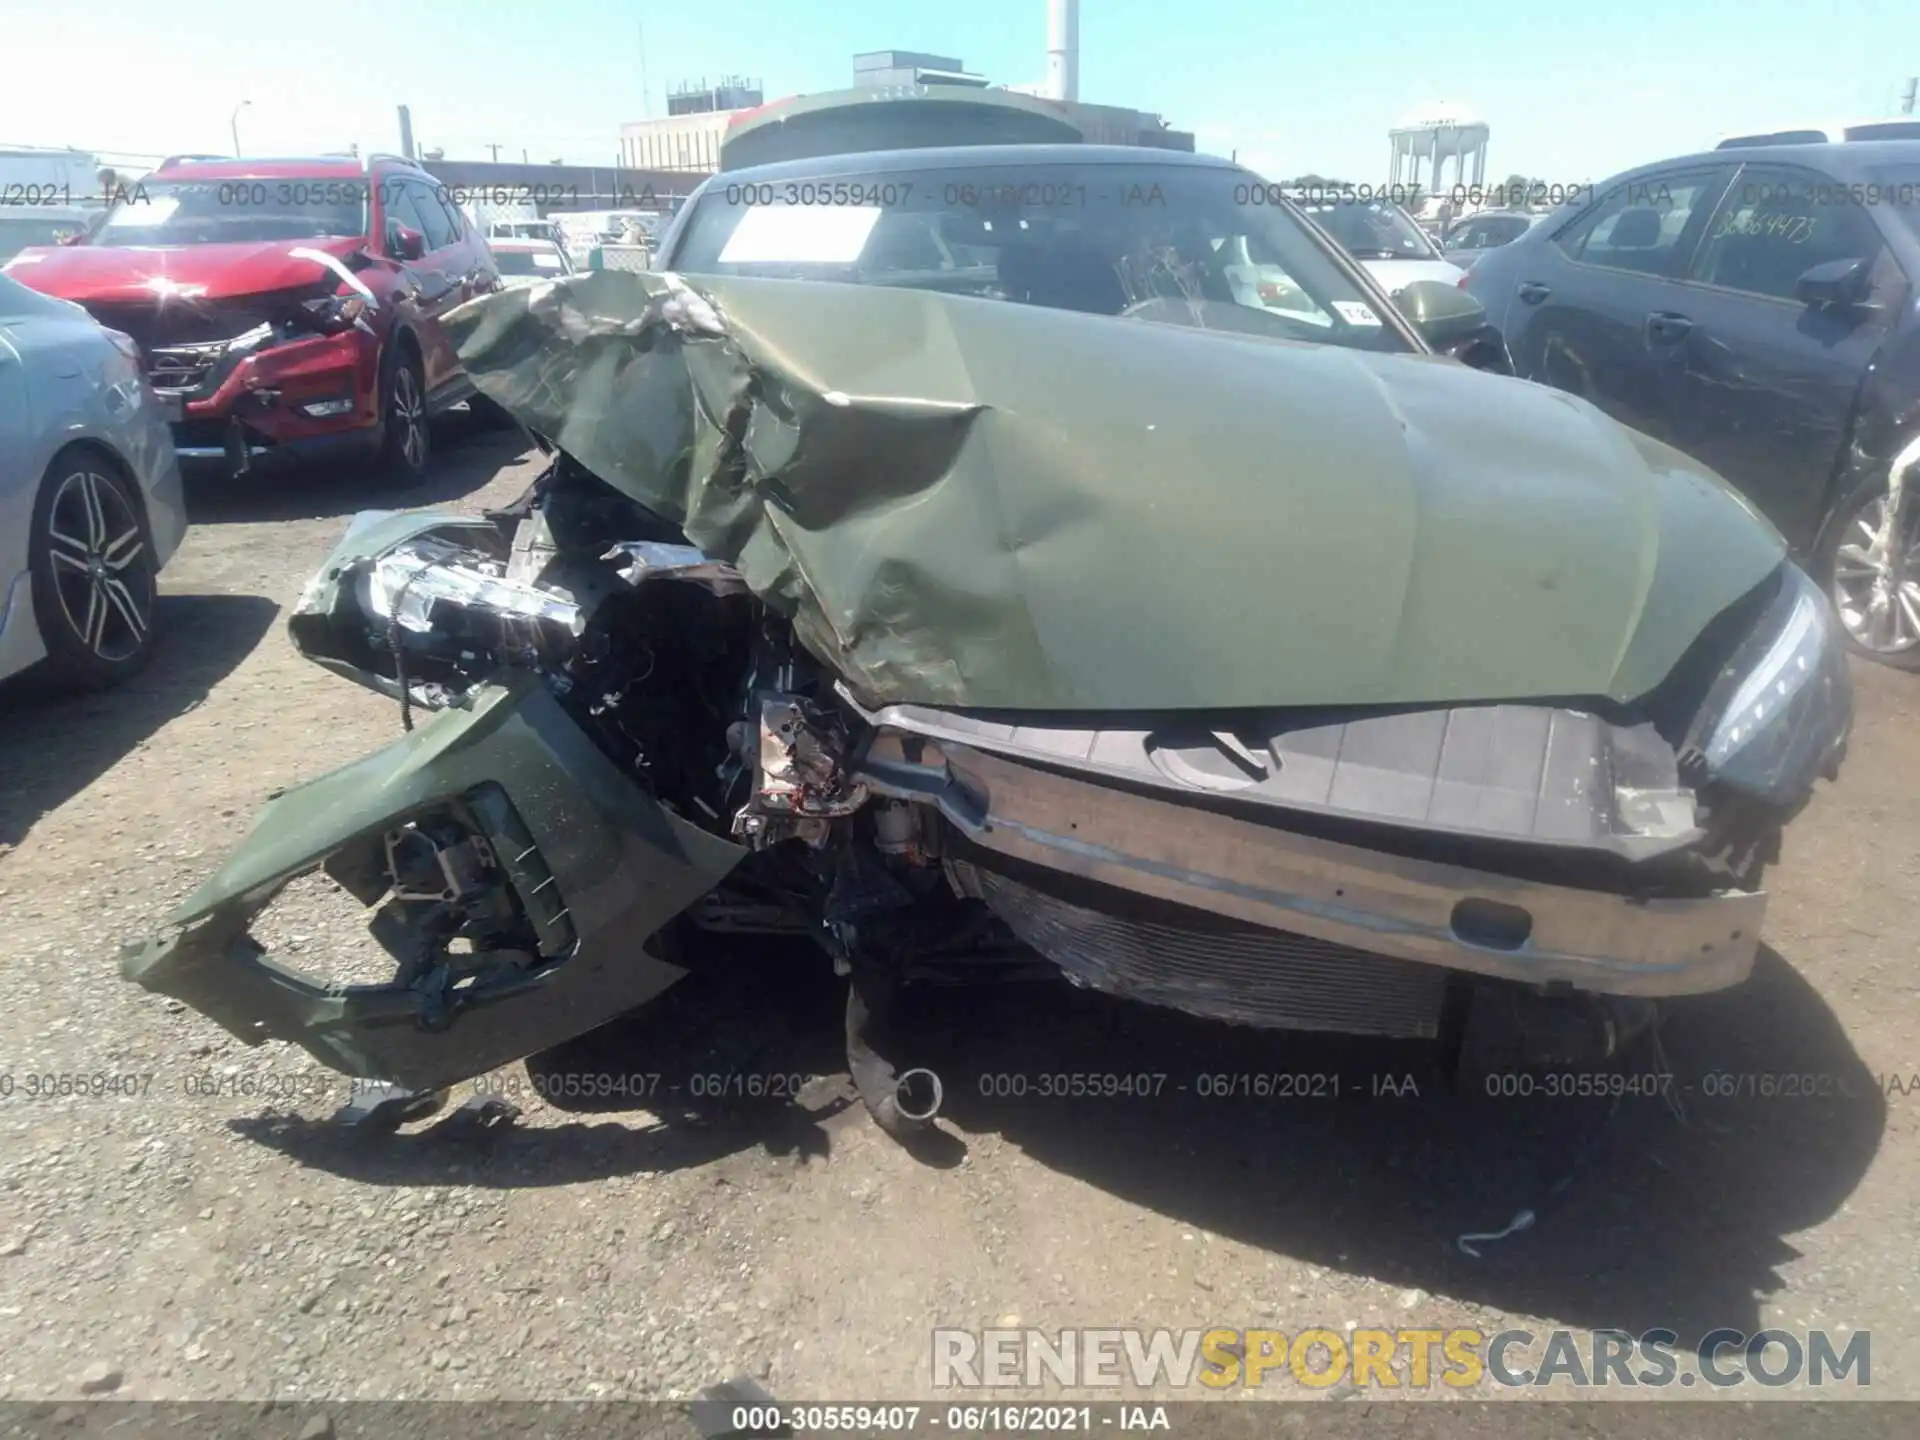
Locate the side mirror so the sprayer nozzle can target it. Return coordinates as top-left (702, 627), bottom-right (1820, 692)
top-left (1397, 278), bottom-right (1489, 347)
top-left (1395, 279), bottom-right (1513, 374)
top-left (1795, 257), bottom-right (1870, 308)
top-left (390, 226), bottom-right (426, 261)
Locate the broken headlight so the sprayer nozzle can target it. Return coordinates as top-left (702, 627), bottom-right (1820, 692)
top-left (301, 293), bottom-right (373, 336)
top-left (1695, 563), bottom-right (1851, 805)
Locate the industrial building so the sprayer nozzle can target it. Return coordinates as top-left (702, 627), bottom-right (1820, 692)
top-left (853, 50), bottom-right (988, 89)
top-left (862, 31), bottom-right (1191, 152)
top-left (617, 0), bottom-right (1190, 176)
top-left (619, 78), bottom-right (766, 174)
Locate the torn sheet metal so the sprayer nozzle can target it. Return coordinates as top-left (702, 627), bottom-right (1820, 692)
top-left (444, 269), bottom-right (1787, 712)
top-left (602, 541), bottom-right (754, 596)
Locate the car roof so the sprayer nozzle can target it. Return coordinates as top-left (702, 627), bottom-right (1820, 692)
top-left (1613, 138), bottom-right (1920, 183)
top-left (710, 144), bottom-right (1243, 187)
top-left (1715, 120), bottom-right (1920, 147)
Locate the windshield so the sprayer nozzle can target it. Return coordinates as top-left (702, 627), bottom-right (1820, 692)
top-left (1301, 198), bottom-right (1440, 261)
top-left (669, 161), bottom-right (1416, 354)
top-left (90, 179), bottom-right (367, 246)
top-left (495, 248), bottom-right (569, 277)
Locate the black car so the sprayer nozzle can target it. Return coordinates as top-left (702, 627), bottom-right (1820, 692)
top-left (1466, 141), bottom-right (1920, 668)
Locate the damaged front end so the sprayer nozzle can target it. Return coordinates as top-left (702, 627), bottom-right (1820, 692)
top-left (126, 270), bottom-right (1852, 1129)
top-left (121, 672), bottom-right (744, 1091)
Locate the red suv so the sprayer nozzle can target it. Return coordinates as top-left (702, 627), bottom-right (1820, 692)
top-left (1, 153), bottom-right (500, 482)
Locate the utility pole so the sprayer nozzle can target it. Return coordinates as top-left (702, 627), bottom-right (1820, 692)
top-left (1903, 78), bottom-right (1918, 115)
top-left (487, 143), bottom-right (501, 162)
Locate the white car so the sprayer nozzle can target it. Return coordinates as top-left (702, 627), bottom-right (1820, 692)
top-left (488, 237), bottom-right (575, 288)
top-left (486, 219), bottom-right (565, 246)
top-left (1301, 198), bottom-right (1465, 297)
top-left (0, 273), bottom-right (186, 689)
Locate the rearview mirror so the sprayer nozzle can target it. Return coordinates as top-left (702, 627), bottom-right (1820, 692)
top-left (1395, 279), bottom-right (1514, 374)
top-left (390, 225), bottom-right (426, 261)
top-left (1795, 257), bottom-right (1870, 308)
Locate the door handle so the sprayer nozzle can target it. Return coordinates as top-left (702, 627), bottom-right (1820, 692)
top-left (1645, 311), bottom-right (1694, 344)
top-left (1517, 281), bottom-right (1551, 304)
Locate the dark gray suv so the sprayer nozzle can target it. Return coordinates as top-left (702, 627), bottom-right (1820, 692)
top-left (1466, 142), bottom-right (1920, 668)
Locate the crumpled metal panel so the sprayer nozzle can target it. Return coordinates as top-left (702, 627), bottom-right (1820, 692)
top-left (443, 269), bottom-right (1787, 713)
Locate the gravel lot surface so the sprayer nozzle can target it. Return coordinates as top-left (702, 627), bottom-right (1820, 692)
top-left (2, 418), bottom-right (1917, 1414)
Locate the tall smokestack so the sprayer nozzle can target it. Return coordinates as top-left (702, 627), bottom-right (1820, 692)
top-left (397, 105), bottom-right (416, 160)
top-left (1047, 0), bottom-right (1079, 102)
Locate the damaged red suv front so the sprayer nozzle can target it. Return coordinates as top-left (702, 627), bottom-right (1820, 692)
top-left (1, 155), bottom-right (494, 481)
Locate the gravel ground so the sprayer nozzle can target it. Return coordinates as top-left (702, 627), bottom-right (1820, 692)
top-left (1, 418), bottom-right (1917, 1411)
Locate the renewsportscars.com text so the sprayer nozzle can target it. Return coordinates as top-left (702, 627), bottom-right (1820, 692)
top-left (931, 1326), bottom-right (1870, 1391)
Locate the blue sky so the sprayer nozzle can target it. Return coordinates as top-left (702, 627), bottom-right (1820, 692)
top-left (4, 0), bottom-right (1914, 183)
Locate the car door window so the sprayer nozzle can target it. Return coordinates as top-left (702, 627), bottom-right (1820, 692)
top-left (1552, 169), bottom-right (1730, 277)
top-left (381, 181), bottom-right (433, 255)
top-left (1690, 166), bottom-right (1887, 301)
top-left (404, 181), bottom-right (459, 252)
top-left (1449, 219), bottom-right (1490, 250)
top-left (430, 190), bottom-right (468, 247)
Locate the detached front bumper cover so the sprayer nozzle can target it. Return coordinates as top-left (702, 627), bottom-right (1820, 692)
top-left (122, 675), bottom-right (744, 1092)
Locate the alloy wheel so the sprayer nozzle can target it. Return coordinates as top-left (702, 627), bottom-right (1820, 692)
top-left (45, 469), bottom-right (153, 663)
top-left (1831, 494), bottom-right (1920, 654)
top-left (392, 364), bottom-right (427, 471)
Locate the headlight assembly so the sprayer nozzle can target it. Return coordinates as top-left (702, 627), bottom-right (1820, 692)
top-left (299, 293), bottom-right (375, 336)
top-left (1692, 563), bottom-right (1852, 805)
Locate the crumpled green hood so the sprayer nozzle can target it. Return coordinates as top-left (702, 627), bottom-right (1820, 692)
top-left (445, 270), bottom-right (1785, 712)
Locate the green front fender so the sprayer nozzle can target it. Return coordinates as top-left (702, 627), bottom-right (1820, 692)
top-left (122, 673), bottom-right (746, 1092)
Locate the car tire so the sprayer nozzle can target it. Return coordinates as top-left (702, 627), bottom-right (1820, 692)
top-left (26, 450), bottom-right (159, 692)
top-left (375, 341), bottom-right (431, 486)
top-left (1815, 471), bottom-right (1920, 671)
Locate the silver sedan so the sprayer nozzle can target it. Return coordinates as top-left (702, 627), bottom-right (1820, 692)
top-left (0, 272), bottom-right (187, 689)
